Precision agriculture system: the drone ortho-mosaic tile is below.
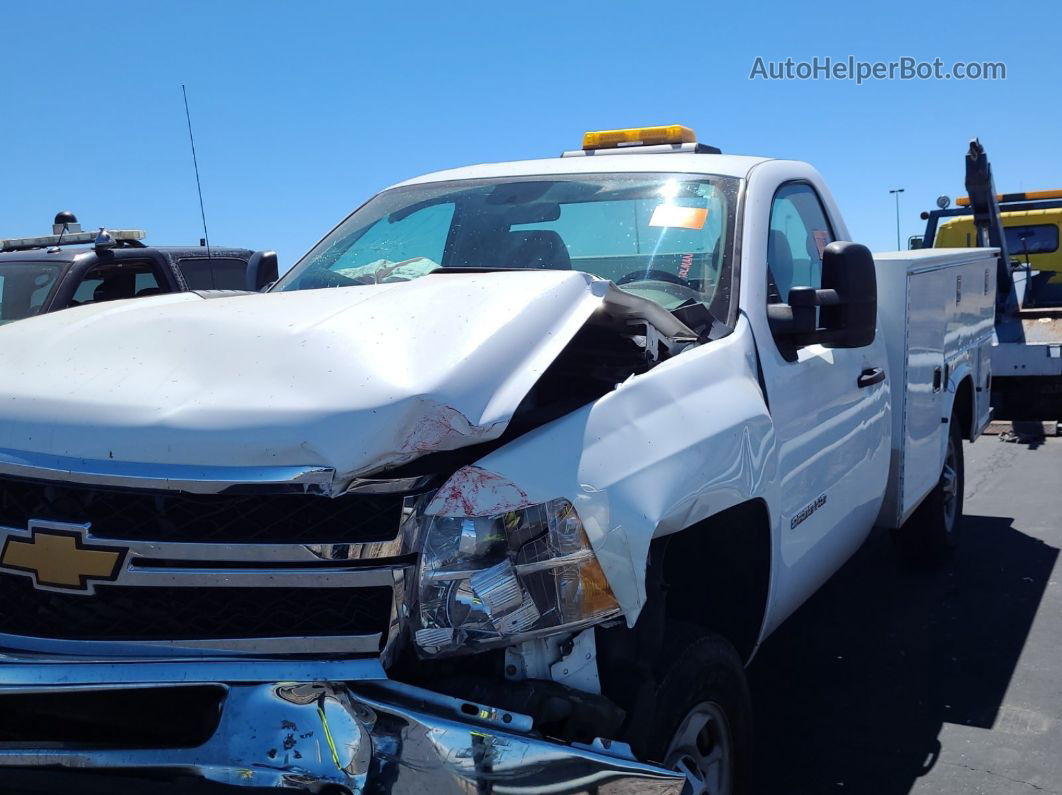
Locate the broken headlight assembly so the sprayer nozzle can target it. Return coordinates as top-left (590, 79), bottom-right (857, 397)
top-left (414, 499), bottom-right (621, 657)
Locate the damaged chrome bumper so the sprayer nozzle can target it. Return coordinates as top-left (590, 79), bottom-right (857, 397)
top-left (0, 675), bottom-right (684, 793)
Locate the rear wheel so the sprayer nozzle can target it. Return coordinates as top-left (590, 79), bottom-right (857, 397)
top-left (891, 412), bottom-right (964, 564)
top-left (628, 625), bottom-right (752, 794)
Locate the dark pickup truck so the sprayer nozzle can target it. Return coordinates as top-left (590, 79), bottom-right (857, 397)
top-left (0, 213), bottom-right (277, 325)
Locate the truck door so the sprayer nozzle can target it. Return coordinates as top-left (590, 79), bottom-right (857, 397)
top-left (758, 182), bottom-right (891, 621)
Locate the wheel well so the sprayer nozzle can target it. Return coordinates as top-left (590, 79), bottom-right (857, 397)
top-left (594, 500), bottom-right (771, 742)
top-left (653, 499), bottom-right (771, 663)
top-left (954, 375), bottom-right (974, 440)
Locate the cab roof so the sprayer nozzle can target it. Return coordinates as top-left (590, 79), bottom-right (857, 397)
top-left (391, 152), bottom-right (772, 190)
top-left (0, 246), bottom-right (255, 264)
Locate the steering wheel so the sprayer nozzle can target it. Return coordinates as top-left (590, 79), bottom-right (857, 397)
top-left (615, 268), bottom-right (691, 287)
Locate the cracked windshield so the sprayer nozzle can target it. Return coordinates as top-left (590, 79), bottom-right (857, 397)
top-left (276, 174), bottom-right (739, 312)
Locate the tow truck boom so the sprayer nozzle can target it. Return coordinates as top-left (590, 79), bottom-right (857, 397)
top-left (964, 139), bottom-right (1016, 314)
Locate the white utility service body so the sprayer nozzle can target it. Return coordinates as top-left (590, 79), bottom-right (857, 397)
top-left (874, 249), bottom-right (996, 529)
top-left (0, 133), bottom-right (996, 792)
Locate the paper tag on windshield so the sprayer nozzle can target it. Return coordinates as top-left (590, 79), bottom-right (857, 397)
top-left (649, 205), bottom-right (708, 230)
top-left (812, 229), bottom-right (830, 258)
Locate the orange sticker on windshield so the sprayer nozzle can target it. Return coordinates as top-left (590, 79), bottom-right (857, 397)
top-left (649, 205), bottom-right (708, 230)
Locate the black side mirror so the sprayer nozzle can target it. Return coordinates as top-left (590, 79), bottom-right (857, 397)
top-left (820, 241), bottom-right (876, 348)
top-left (767, 241), bottom-right (877, 357)
top-left (246, 250), bottom-right (280, 292)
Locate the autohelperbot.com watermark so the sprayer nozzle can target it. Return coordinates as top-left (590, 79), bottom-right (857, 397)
top-left (749, 56), bottom-right (1006, 85)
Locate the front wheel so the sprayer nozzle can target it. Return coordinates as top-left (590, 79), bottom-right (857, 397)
top-left (664, 700), bottom-right (737, 794)
top-left (628, 624), bottom-right (752, 794)
top-left (891, 412), bottom-right (964, 564)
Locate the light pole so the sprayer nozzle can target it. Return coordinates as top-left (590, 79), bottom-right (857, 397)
top-left (889, 188), bottom-right (905, 249)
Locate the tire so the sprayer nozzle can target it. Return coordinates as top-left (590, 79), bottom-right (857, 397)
top-left (891, 412), bottom-right (964, 565)
top-left (628, 623), bottom-right (753, 795)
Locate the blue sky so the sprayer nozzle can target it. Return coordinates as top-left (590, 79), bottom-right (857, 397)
top-left (1, 1), bottom-right (1058, 269)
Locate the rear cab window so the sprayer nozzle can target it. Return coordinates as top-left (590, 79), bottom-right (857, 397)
top-left (177, 257), bottom-right (251, 291)
top-left (1005, 224), bottom-right (1059, 255)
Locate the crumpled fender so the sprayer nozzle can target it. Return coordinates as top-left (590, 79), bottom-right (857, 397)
top-left (426, 316), bottom-right (776, 625)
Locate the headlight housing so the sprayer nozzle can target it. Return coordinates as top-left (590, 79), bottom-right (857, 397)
top-left (414, 498), bottom-right (621, 657)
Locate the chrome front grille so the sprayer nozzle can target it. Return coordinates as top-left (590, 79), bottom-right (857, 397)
top-left (0, 577), bottom-right (394, 644)
top-left (0, 469), bottom-right (422, 659)
top-left (0, 477), bottom-right (404, 544)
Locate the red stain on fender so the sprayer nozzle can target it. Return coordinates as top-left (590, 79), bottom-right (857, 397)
top-left (428, 466), bottom-right (531, 517)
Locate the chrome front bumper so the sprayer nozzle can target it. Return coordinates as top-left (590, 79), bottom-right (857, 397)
top-left (0, 677), bottom-right (684, 793)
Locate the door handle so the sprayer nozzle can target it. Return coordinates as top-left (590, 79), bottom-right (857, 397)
top-left (858, 367), bottom-right (886, 388)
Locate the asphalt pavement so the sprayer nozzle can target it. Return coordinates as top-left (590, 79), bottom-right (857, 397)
top-left (750, 434), bottom-right (1062, 794)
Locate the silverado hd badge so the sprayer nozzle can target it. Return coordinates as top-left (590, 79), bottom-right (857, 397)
top-left (0, 520), bottom-right (126, 594)
top-left (790, 494), bottom-right (828, 530)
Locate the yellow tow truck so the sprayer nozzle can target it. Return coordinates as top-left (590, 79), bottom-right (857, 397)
top-left (935, 190), bottom-right (1062, 303)
top-left (920, 143), bottom-right (1062, 420)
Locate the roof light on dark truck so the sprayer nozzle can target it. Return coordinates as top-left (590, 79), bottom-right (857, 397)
top-left (0, 129), bottom-right (996, 792)
top-left (1, 211), bottom-right (146, 253)
top-left (0, 210), bottom-right (278, 325)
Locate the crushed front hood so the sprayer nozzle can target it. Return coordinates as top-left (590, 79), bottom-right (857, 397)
top-left (0, 271), bottom-right (617, 481)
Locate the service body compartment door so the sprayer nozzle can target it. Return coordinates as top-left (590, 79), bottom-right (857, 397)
top-left (902, 268), bottom-right (948, 512)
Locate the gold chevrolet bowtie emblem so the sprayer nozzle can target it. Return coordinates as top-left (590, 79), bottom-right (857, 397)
top-left (0, 522), bottom-right (126, 594)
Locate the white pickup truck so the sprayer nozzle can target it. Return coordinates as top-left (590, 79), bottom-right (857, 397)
top-left (0, 126), bottom-right (995, 794)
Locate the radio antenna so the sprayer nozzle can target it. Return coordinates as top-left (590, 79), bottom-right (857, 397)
top-left (181, 84), bottom-right (211, 257)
